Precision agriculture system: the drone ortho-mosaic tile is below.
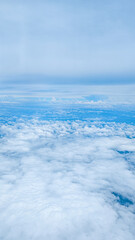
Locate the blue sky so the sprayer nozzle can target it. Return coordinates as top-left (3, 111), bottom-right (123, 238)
top-left (0, 0), bottom-right (135, 84)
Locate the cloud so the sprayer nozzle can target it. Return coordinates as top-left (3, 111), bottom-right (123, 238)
top-left (0, 120), bottom-right (135, 239)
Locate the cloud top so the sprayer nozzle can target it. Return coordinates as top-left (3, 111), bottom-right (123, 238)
top-left (0, 120), bottom-right (135, 239)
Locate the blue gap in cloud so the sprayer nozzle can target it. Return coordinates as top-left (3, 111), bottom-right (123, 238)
top-left (112, 192), bottom-right (133, 206)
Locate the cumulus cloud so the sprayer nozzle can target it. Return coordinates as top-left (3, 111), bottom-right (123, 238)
top-left (0, 120), bottom-right (135, 240)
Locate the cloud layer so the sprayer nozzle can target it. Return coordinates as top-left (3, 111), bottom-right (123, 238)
top-left (0, 120), bottom-right (135, 239)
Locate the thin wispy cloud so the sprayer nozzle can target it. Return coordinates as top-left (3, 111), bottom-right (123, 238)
top-left (0, 84), bottom-right (135, 107)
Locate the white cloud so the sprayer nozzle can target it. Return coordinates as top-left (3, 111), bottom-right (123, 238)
top-left (0, 120), bottom-right (135, 239)
top-left (0, 84), bottom-right (135, 107)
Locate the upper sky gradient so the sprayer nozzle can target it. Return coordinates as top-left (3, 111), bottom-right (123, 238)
top-left (0, 0), bottom-right (135, 84)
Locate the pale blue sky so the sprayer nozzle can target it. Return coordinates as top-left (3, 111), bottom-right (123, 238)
top-left (0, 0), bottom-right (135, 84)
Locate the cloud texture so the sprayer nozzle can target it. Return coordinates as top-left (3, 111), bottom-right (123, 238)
top-left (0, 120), bottom-right (135, 239)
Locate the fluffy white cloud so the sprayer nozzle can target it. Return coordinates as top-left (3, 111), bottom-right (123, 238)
top-left (0, 120), bottom-right (135, 240)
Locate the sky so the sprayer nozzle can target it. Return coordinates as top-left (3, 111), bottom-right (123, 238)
top-left (0, 2), bottom-right (135, 239)
top-left (0, 0), bottom-right (135, 85)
